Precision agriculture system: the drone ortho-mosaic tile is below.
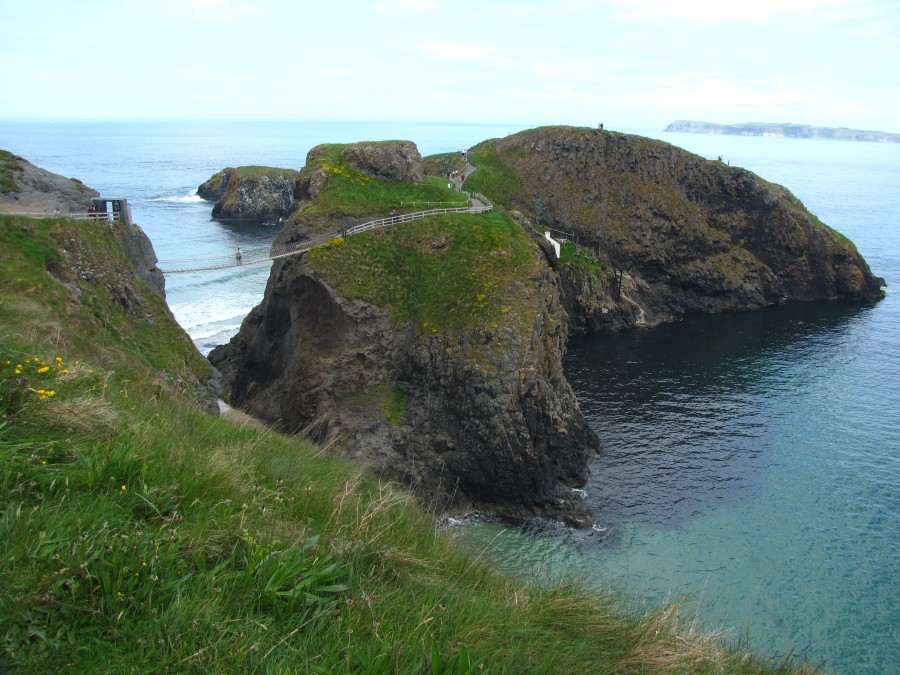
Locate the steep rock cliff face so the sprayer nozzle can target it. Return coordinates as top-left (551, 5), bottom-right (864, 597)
top-left (210, 250), bottom-right (597, 524)
top-left (109, 221), bottom-right (166, 299)
top-left (341, 141), bottom-right (425, 183)
top-left (465, 127), bottom-right (884, 333)
top-left (198, 167), bottom-right (301, 223)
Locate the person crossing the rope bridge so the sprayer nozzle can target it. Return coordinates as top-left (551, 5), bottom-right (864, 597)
top-left (235, 248), bottom-right (242, 265)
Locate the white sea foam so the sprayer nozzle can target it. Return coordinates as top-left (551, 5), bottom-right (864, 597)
top-left (148, 192), bottom-right (206, 203)
top-left (194, 328), bottom-right (241, 355)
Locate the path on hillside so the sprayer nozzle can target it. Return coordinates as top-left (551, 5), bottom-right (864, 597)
top-left (451, 154), bottom-right (476, 192)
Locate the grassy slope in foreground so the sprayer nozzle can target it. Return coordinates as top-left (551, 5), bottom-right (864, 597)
top-left (1, 214), bottom-right (801, 673)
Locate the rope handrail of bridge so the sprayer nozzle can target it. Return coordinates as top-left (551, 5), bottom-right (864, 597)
top-left (157, 200), bottom-right (494, 274)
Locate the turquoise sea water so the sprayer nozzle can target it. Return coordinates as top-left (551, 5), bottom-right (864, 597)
top-left (1, 120), bottom-right (897, 673)
top-left (457, 133), bottom-right (900, 673)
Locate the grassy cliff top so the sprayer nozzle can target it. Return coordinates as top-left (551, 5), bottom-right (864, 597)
top-left (302, 143), bottom-right (547, 339)
top-left (307, 211), bottom-right (542, 336)
top-left (232, 165), bottom-right (301, 178)
top-left (297, 143), bottom-right (460, 218)
top-left (0, 211), bottom-right (799, 671)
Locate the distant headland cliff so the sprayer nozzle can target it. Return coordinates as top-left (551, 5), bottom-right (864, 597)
top-left (666, 120), bottom-right (900, 143)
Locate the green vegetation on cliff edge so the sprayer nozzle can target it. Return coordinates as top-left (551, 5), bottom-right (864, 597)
top-left (0, 210), bottom-right (805, 672)
top-left (1, 150), bottom-right (22, 194)
top-left (308, 211), bottom-right (541, 336)
top-left (300, 144), bottom-right (464, 218)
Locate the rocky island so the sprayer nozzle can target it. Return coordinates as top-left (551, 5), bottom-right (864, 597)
top-left (207, 126), bottom-right (884, 527)
top-left (666, 119), bottom-right (900, 142)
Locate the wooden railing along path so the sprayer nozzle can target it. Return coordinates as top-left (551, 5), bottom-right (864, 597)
top-left (5, 210), bottom-right (124, 222)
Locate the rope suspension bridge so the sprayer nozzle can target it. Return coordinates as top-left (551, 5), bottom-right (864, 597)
top-left (157, 192), bottom-right (493, 274)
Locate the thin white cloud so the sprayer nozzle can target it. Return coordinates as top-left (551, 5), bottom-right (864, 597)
top-left (374, 0), bottom-right (441, 13)
top-left (414, 42), bottom-right (497, 62)
top-left (612, 0), bottom-right (871, 23)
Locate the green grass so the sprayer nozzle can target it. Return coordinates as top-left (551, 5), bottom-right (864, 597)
top-left (559, 241), bottom-right (605, 275)
top-left (371, 383), bottom-right (407, 425)
top-left (0, 150), bottom-right (21, 193)
top-left (464, 148), bottom-right (526, 206)
top-left (0, 206), bottom-right (806, 673)
top-left (307, 211), bottom-right (542, 335)
top-left (300, 144), bottom-right (462, 218)
top-left (230, 166), bottom-right (300, 179)
top-left (0, 215), bottom-right (209, 376)
top-left (0, 150), bottom-right (22, 193)
top-left (423, 152), bottom-right (468, 179)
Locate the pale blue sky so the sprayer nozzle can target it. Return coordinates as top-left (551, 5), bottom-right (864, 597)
top-left (2, 0), bottom-right (898, 132)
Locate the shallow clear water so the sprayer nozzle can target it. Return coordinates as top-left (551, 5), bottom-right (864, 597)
top-left (2, 120), bottom-right (897, 673)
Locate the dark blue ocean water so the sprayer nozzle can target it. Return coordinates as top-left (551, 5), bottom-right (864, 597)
top-left (1, 120), bottom-right (897, 673)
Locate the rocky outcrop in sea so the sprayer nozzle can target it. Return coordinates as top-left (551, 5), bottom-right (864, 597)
top-left (209, 251), bottom-right (598, 525)
top-left (198, 167), bottom-right (302, 223)
top-left (459, 126), bottom-right (884, 334)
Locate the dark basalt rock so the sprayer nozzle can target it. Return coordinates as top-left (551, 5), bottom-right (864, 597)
top-left (196, 169), bottom-right (231, 202)
top-left (342, 141), bottom-right (425, 183)
top-left (465, 127), bottom-right (884, 333)
top-left (114, 221), bottom-right (166, 299)
top-left (198, 167), bottom-right (301, 223)
top-left (210, 252), bottom-right (599, 527)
